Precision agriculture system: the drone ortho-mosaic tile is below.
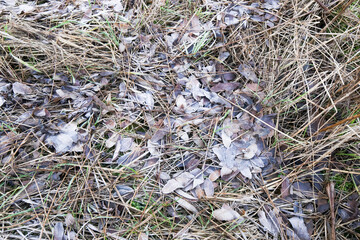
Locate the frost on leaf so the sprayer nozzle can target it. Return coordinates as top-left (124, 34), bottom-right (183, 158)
top-left (213, 204), bottom-right (242, 221)
top-left (46, 122), bottom-right (82, 153)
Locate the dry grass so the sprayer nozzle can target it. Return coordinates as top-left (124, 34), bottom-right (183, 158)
top-left (1, 0), bottom-right (360, 239)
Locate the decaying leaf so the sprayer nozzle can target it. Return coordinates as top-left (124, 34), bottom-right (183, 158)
top-left (221, 130), bottom-right (232, 148)
top-left (210, 82), bottom-right (240, 92)
top-left (243, 143), bottom-right (258, 159)
top-left (176, 189), bottom-right (198, 200)
top-left (16, 176), bottom-right (47, 200)
top-left (0, 96), bottom-right (5, 107)
top-left (105, 133), bottom-right (119, 148)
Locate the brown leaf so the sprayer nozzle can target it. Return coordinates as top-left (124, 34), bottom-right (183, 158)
top-left (33, 108), bottom-right (50, 118)
top-left (244, 83), bottom-right (262, 92)
top-left (195, 186), bottom-right (205, 199)
top-left (281, 177), bottom-right (290, 198)
top-left (16, 176), bottom-right (46, 200)
top-left (209, 170), bottom-right (220, 181)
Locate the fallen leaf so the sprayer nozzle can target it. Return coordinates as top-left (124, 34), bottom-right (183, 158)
top-left (209, 170), bottom-right (220, 181)
top-left (162, 179), bottom-right (182, 194)
top-left (176, 95), bottom-right (187, 109)
top-left (221, 130), bottom-right (232, 148)
top-left (65, 213), bottom-right (76, 227)
top-left (195, 186), bottom-right (205, 199)
top-left (175, 172), bottom-right (194, 186)
top-left (220, 166), bottom-right (233, 177)
top-left (113, 185), bottom-right (134, 199)
top-left (16, 175), bottom-right (47, 200)
top-left (203, 178), bottom-right (214, 197)
top-left (160, 172), bottom-right (171, 180)
top-left (46, 122), bottom-right (80, 153)
top-left (105, 133), bottom-right (119, 148)
top-left (243, 143), bottom-right (258, 159)
top-left (288, 217), bottom-right (311, 240)
top-left (33, 108), bottom-right (50, 118)
top-left (175, 197), bottom-right (198, 213)
top-left (238, 64), bottom-right (258, 82)
top-left (53, 222), bottom-right (64, 240)
top-left (176, 189), bottom-right (198, 200)
top-left (213, 204), bottom-right (241, 221)
top-left (210, 82), bottom-right (240, 92)
top-left (236, 160), bottom-right (252, 179)
top-left (258, 210), bottom-right (279, 236)
top-left (0, 96), bottom-right (5, 107)
top-left (281, 177), bottom-right (290, 198)
top-left (13, 82), bottom-right (32, 95)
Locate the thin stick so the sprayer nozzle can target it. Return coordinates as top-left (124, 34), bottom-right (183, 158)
top-left (313, 0), bottom-right (330, 13)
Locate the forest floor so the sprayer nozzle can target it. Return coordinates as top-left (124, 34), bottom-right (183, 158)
top-left (1, 0), bottom-right (360, 239)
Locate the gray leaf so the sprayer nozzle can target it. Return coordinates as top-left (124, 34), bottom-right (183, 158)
top-left (258, 211), bottom-right (279, 237)
top-left (13, 82), bottom-right (32, 95)
top-left (238, 64), bottom-right (258, 82)
top-left (175, 197), bottom-right (198, 213)
top-left (162, 179), bottom-right (182, 194)
top-left (53, 222), bottom-right (64, 240)
top-left (203, 178), bottom-right (214, 197)
top-left (289, 217), bottom-right (311, 240)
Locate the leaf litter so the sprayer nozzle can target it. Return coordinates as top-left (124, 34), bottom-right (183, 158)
top-left (1, 0), bottom-right (359, 238)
